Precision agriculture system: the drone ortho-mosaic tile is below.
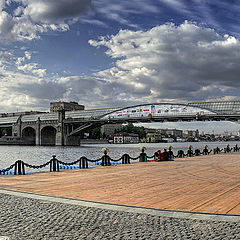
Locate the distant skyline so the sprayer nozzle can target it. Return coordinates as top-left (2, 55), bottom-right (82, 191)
top-left (1, 0), bottom-right (240, 132)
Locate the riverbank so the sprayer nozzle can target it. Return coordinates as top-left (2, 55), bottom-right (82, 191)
top-left (80, 139), bottom-right (108, 144)
top-left (1, 153), bottom-right (240, 215)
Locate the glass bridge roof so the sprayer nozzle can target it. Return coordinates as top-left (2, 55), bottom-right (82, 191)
top-left (0, 101), bottom-right (240, 125)
top-left (188, 101), bottom-right (240, 114)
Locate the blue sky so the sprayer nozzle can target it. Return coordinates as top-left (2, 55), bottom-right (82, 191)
top-left (1, 0), bottom-right (240, 133)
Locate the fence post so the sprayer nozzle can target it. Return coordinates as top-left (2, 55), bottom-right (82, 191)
top-left (177, 150), bottom-right (184, 158)
top-left (139, 152), bottom-right (147, 162)
top-left (50, 155), bottom-right (59, 172)
top-left (79, 157), bottom-right (88, 169)
top-left (102, 155), bottom-right (111, 166)
top-left (187, 146), bottom-right (193, 157)
top-left (122, 154), bottom-right (130, 164)
top-left (14, 160), bottom-right (25, 175)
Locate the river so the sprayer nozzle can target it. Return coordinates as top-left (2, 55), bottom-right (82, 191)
top-left (0, 141), bottom-right (239, 172)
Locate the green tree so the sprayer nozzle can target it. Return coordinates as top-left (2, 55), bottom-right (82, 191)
top-left (91, 127), bottom-right (102, 139)
top-left (114, 123), bottom-right (146, 139)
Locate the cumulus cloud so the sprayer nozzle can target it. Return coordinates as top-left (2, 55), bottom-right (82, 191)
top-left (21, 0), bottom-right (92, 23)
top-left (17, 63), bottom-right (46, 77)
top-left (0, 0), bottom-right (92, 43)
top-left (0, 11), bottom-right (14, 35)
top-left (3, 21), bottom-right (240, 113)
top-left (15, 51), bottom-right (46, 77)
top-left (89, 21), bottom-right (240, 103)
top-left (0, 50), bottom-right (14, 66)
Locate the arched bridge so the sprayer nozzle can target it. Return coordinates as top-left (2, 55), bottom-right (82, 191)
top-left (1, 101), bottom-right (240, 146)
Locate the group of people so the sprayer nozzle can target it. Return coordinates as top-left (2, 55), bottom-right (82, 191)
top-left (151, 147), bottom-right (174, 162)
top-left (149, 143), bottom-right (238, 162)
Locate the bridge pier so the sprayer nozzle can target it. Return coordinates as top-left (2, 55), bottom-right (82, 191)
top-left (36, 117), bottom-right (41, 146)
top-left (55, 109), bottom-right (65, 146)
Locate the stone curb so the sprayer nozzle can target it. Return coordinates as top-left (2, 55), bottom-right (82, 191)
top-left (0, 189), bottom-right (239, 223)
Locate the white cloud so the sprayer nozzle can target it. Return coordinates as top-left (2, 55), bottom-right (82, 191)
top-left (3, 21), bottom-right (240, 114)
top-left (92, 0), bottom-right (160, 28)
top-left (89, 21), bottom-right (240, 103)
top-left (0, 50), bottom-right (14, 66)
top-left (0, 0), bottom-right (92, 43)
top-left (17, 63), bottom-right (46, 77)
top-left (15, 51), bottom-right (46, 77)
top-left (0, 11), bottom-right (14, 35)
top-left (21, 0), bottom-right (92, 23)
top-left (25, 51), bottom-right (31, 59)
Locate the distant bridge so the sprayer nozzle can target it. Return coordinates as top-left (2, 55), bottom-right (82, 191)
top-left (1, 101), bottom-right (240, 146)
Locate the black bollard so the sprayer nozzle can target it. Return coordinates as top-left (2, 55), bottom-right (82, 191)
top-left (14, 160), bottom-right (25, 175)
top-left (122, 154), bottom-right (130, 164)
top-left (102, 155), bottom-right (111, 166)
top-left (177, 150), bottom-right (184, 158)
top-left (139, 151), bottom-right (147, 162)
top-left (79, 157), bottom-right (88, 169)
top-left (187, 146), bottom-right (193, 157)
top-left (233, 144), bottom-right (239, 152)
top-left (203, 146), bottom-right (209, 155)
top-left (195, 149), bottom-right (201, 156)
top-left (50, 155), bottom-right (59, 172)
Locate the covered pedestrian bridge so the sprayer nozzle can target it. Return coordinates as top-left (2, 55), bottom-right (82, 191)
top-left (1, 100), bottom-right (240, 145)
top-left (66, 101), bottom-right (240, 137)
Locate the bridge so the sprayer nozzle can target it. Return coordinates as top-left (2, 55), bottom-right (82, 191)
top-left (1, 101), bottom-right (240, 146)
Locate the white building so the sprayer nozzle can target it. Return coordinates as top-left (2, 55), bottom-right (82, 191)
top-left (114, 133), bottom-right (139, 144)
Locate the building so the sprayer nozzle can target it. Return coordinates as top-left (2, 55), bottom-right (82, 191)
top-left (50, 101), bottom-right (85, 113)
top-left (165, 129), bottom-right (183, 137)
top-left (114, 133), bottom-right (139, 144)
top-left (183, 129), bottom-right (199, 138)
top-left (146, 132), bottom-right (162, 143)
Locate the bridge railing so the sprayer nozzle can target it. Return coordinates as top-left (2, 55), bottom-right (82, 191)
top-left (0, 144), bottom-right (239, 175)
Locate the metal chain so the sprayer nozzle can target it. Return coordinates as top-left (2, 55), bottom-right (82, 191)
top-left (0, 145), bottom-right (237, 175)
top-left (85, 157), bottom-right (102, 163)
top-left (146, 155), bottom-right (155, 159)
top-left (24, 161), bottom-right (51, 169)
top-left (109, 156), bottom-right (123, 162)
top-left (0, 163), bottom-right (15, 174)
top-left (130, 156), bottom-right (140, 160)
top-left (57, 159), bottom-right (80, 166)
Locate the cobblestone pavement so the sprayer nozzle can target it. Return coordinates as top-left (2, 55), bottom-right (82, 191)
top-left (0, 193), bottom-right (240, 240)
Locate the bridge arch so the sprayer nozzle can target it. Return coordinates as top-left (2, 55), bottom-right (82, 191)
top-left (22, 127), bottom-right (36, 145)
top-left (41, 126), bottom-right (57, 146)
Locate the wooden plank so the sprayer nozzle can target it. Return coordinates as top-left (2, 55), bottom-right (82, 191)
top-left (0, 154), bottom-right (240, 214)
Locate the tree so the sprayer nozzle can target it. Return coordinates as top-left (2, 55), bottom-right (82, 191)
top-left (114, 123), bottom-right (146, 139)
top-left (90, 127), bottom-right (102, 139)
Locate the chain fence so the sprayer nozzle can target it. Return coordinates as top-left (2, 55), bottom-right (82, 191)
top-left (0, 144), bottom-right (239, 175)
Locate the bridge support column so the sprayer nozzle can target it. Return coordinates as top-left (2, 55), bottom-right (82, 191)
top-left (12, 115), bottom-right (22, 137)
top-left (36, 117), bottom-right (41, 145)
top-left (56, 109), bottom-right (65, 146)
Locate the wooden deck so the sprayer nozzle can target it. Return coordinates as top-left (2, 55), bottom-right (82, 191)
top-left (1, 154), bottom-right (240, 214)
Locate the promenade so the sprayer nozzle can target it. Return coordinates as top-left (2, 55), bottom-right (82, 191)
top-left (0, 153), bottom-right (240, 239)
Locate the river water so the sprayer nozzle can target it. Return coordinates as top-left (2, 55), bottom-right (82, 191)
top-left (0, 141), bottom-right (239, 172)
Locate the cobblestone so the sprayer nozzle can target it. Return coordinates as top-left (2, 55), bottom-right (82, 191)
top-left (0, 193), bottom-right (239, 239)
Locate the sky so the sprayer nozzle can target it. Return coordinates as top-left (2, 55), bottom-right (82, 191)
top-left (1, 0), bottom-right (240, 133)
